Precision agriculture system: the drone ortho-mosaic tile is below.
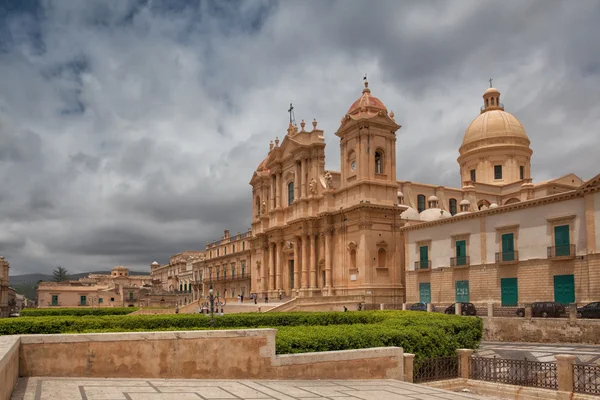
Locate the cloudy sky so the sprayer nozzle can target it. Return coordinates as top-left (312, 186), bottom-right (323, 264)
top-left (1, 0), bottom-right (599, 275)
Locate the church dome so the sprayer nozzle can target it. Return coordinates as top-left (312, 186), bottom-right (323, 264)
top-left (347, 81), bottom-right (387, 116)
top-left (400, 206), bottom-right (421, 221)
top-left (420, 208), bottom-right (452, 222)
top-left (462, 108), bottom-right (529, 147)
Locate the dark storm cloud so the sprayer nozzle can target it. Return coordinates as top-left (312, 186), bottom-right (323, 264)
top-left (0, 0), bottom-right (598, 274)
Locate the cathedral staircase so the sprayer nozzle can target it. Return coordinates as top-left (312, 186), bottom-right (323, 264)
top-left (266, 295), bottom-right (366, 313)
top-left (178, 300), bottom-right (279, 314)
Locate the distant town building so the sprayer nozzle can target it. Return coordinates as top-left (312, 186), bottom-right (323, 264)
top-left (0, 256), bottom-right (9, 317)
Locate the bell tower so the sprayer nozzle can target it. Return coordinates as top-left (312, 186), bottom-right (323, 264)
top-left (335, 80), bottom-right (401, 205)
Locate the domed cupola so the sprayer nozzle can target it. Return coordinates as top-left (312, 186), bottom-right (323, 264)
top-left (419, 195), bottom-right (452, 222)
top-left (458, 83), bottom-right (533, 187)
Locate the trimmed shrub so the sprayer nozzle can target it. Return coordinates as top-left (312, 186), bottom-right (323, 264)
top-left (0, 311), bottom-right (482, 359)
top-left (20, 308), bottom-right (138, 317)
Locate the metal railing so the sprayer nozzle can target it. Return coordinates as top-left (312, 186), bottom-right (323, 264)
top-left (450, 256), bottom-right (470, 267)
top-left (574, 363), bottom-right (600, 395)
top-left (414, 356), bottom-right (461, 383)
top-left (495, 251), bottom-right (519, 264)
top-left (415, 260), bottom-right (431, 270)
top-left (547, 244), bottom-right (576, 259)
top-left (471, 356), bottom-right (557, 390)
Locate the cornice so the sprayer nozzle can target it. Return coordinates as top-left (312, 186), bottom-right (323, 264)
top-left (400, 188), bottom-right (582, 232)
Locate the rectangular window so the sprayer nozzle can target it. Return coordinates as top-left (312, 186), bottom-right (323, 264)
top-left (520, 166), bottom-right (524, 180)
top-left (455, 280), bottom-right (470, 303)
top-left (80, 296), bottom-right (87, 306)
top-left (456, 240), bottom-right (467, 266)
top-left (232, 244), bottom-right (235, 253)
top-left (129, 292), bottom-right (134, 301)
top-left (242, 242), bottom-right (245, 251)
top-left (210, 250), bottom-right (212, 258)
top-left (51, 295), bottom-right (58, 306)
top-left (232, 289), bottom-right (235, 298)
top-left (216, 271), bottom-right (220, 280)
top-left (554, 274), bottom-right (575, 305)
top-left (470, 169), bottom-right (476, 182)
top-left (98, 298), bottom-right (103, 304)
top-left (501, 233), bottom-right (515, 261)
top-left (419, 282), bottom-right (431, 303)
top-left (419, 246), bottom-right (429, 269)
top-left (494, 165), bottom-right (503, 180)
top-left (110, 297), bottom-right (115, 302)
top-left (501, 278), bottom-right (518, 306)
top-left (241, 262), bottom-right (246, 277)
top-left (288, 181), bottom-right (295, 206)
top-left (224, 247), bottom-right (227, 255)
top-left (217, 249), bottom-right (219, 256)
top-left (449, 199), bottom-right (457, 216)
top-left (554, 225), bottom-right (571, 256)
top-left (417, 195), bottom-right (426, 213)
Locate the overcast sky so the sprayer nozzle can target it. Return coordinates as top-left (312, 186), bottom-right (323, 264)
top-left (1, 0), bottom-right (599, 275)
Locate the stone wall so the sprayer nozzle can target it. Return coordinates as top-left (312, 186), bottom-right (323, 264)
top-left (0, 336), bottom-right (19, 400)
top-left (18, 329), bottom-right (403, 380)
top-left (484, 317), bottom-right (600, 344)
top-left (266, 295), bottom-right (366, 312)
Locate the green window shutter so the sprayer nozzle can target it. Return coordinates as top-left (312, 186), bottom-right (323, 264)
top-left (501, 278), bottom-right (518, 306)
top-left (455, 280), bottom-right (470, 303)
top-left (456, 240), bottom-right (466, 265)
top-left (554, 274), bottom-right (575, 305)
top-left (419, 282), bottom-right (431, 303)
top-left (554, 225), bottom-right (570, 256)
top-left (419, 246), bottom-right (429, 269)
top-left (501, 233), bottom-right (515, 261)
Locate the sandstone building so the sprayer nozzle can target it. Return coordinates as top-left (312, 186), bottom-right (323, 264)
top-left (0, 257), bottom-right (9, 317)
top-left (155, 82), bottom-right (599, 308)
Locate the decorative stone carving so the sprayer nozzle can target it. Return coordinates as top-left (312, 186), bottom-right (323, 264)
top-left (309, 178), bottom-right (317, 195)
top-left (324, 171), bottom-right (334, 189)
top-left (261, 201), bottom-right (267, 215)
top-left (347, 241), bottom-right (357, 251)
top-left (358, 219), bottom-right (373, 230)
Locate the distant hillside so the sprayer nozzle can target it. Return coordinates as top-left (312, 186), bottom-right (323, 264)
top-left (8, 270), bottom-right (151, 300)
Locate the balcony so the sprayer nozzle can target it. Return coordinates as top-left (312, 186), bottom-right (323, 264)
top-left (450, 256), bottom-right (470, 268)
top-left (547, 244), bottom-right (576, 260)
top-left (495, 251), bottom-right (519, 265)
top-left (415, 260), bottom-right (431, 271)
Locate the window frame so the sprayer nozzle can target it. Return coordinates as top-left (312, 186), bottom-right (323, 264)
top-left (417, 194), bottom-right (426, 213)
top-left (470, 169), bottom-right (476, 182)
top-left (449, 198), bottom-right (457, 216)
top-left (494, 165), bottom-right (503, 180)
top-left (287, 181), bottom-right (295, 206)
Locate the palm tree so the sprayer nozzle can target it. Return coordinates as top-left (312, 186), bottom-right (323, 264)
top-left (52, 266), bottom-right (70, 282)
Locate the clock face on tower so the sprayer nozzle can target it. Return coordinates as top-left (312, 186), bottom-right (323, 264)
top-left (351, 160), bottom-right (356, 171)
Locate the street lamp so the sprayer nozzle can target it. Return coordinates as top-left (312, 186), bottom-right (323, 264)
top-left (198, 279), bottom-right (226, 328)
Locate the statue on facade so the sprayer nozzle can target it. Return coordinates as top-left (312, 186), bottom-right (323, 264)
top-left (260, 200), bottom-right (267, 215)
top-left (324, 171), bottom-right (333, 189)
top-left (309, 178), bottom-right (317, 195)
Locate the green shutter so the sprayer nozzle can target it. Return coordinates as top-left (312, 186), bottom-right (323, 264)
top-left (501, 233), bottom-right (515, 261)
top-left (456, 240), bottom-right (466, 266)
top-left (554, 225), bottom-right (571, 256)
top-left (51, 295), bottom-right (58, 306)
top-left (554, 274), bottom-right (575, 305)
top-left (80, 296), bottom-right (86, 306)
top-left (501, 278), bottom-right (518, 306)
top-left (419, 282), bottom-right (431, 303)
top-left (419, 246), bottom-right (429, 269)
top-left (455, 280), bottom-right (470, 303)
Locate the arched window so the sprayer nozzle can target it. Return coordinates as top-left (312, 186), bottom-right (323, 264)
top-left (485, 99), bottom-right (489, 107)
top-left (417, 194), bottom-right (426, 213)
top-left (491, 97), bottom-right (495, 105)
top-left (288, 181), bottom-right (294, 206)
top-left (375, 151), bottom-right (383, 174)
top-left (378, 248), bottom-right (386, 268)
top-left (449, 198), bottom-right (457, 216)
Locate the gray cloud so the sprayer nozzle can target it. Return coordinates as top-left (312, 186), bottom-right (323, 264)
top-left (0, 0), bottom-right (598, 275)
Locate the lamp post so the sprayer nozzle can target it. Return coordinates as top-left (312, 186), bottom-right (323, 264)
top-left (198, 279), bottom-right (226, 327)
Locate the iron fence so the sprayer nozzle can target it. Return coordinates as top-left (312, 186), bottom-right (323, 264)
top-left (471, 356), bottom-right (557, 390)
top-left (414, 356), bottom-right (461, 383)
top-left (574, 363), bottom-right (600, 395)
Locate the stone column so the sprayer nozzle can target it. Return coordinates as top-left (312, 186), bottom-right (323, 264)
top-left (403, 353), bottom-right (415, 383)
top-left (555, 354), bottom-right (576, 394)
top-left (426, 303), bottom-right (433, 312)
top-left (276, 241), bottom-right (283, 291)
top-left (455, 303), bottom-right (462, 315)
top-left (525, 304), bottom-right (532, 319)
top-left (270, 175), bottom-right (276, 209)
top-left (295, 162), bottom-right (301, 202)
top-left (488, 303), bottom-right (494, 318)
top-left (276, 172), bottom-right (282, 208)
top-left (569, 303), bottom-right (577, 321)
top-left (310, 234), bottom-right (317, 289)
top-left (262, 247), bottom-right (268, 292)
top-left (301, 158), bottom-right (308, 198)
top-left (301, 235), bottom-right (310, 289)
top-left (324, 230), bottom-right (332, 290)
top-left (456, 349), bottom-right (473, 379)
top-left (402, 303), bottom-right (407, 311)
top-left (293, 239), bottom-right (300, 290)
top-left (269, 243), bottom-right (275, 291)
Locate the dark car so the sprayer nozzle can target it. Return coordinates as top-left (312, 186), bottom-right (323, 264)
top-left (408, 302), bottom-right (435, 312)
top-left (577, 302), bottom-right (600, 319)
top-left (516, 302), bottom-right (566, 318)
top-left (444, 302), bottom-right (477, 316)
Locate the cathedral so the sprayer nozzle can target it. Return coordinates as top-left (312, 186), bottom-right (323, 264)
top-left (159, 80), bottom-right (599, 309)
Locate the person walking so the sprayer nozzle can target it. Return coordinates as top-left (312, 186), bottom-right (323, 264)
top-left (343, 306), bottom-right (348, 312)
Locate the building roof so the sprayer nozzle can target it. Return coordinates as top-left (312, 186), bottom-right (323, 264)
top-left (346, 81), bottom-right (388, 119)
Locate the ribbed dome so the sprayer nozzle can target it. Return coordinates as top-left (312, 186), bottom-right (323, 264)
top-left (462, 109), bottom-right (528, 147)
top-left (347, 81), bottom-right (387, 116)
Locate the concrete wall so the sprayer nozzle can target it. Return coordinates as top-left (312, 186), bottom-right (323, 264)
top-left (18, 329), bottom-right (403, 380)
top-left (0, 336), bottom-right (19, 400)
top-left (484, 317), bottom-right (600, 344)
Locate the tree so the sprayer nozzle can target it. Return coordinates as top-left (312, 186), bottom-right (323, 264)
top-left (53, 266), bottom-right (69, 282)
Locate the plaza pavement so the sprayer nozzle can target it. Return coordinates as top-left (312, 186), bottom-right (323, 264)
top-left (477, 341), bottom-right (600, 364)
top-left (10, 378), bottom-right (497, 400)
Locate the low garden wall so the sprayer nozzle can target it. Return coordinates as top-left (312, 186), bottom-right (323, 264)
top-left (483, 317), bottom-right (600, 344)
top-left (0, 336), bottom-right (19, 400)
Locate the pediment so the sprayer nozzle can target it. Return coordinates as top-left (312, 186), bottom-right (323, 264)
top-left (577, 173), bottom-right (600, 194)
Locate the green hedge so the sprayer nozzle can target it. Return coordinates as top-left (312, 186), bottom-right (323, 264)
top-left (20, 307), bottom-right (139, 317)
top-left (0, 311), bottom-right (482, 359)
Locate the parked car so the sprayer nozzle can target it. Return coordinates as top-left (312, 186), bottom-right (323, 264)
top-left (516, 302), bottom-right (566, 318)
top-left (408, 302), bottom-right (435, 312)
top-left (577, 302), bottom-right (600, 319)
top-left (8, 313), bottom-right (20, 318)
top-left (444, 303), bottom-right (477, 316)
